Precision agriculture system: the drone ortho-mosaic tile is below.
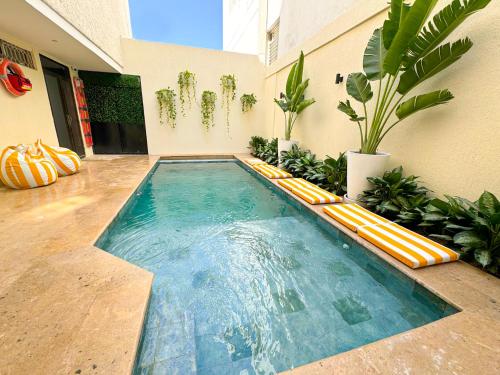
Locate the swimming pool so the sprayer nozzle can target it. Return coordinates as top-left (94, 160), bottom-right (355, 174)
top-left (96, 161), bottom-right (458, 375)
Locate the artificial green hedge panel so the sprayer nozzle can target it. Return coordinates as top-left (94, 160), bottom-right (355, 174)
top-left (79, 71), bottom-right (145, 124)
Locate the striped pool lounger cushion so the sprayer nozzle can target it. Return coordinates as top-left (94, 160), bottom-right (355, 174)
top-left (244, 158), bottom-right (266, 166)
top-left (36, 139), bottom-right (81, 176)
top-left (278, 178), bottom-right (342, 204)
top-left (253, 164), bottom-right (292, 179)
top-left (323, 203), bottom-right (389, 231)
top-left (0, 145), bottom-right (58, 189)
top-left (358, 222), bottom-right (460, 269)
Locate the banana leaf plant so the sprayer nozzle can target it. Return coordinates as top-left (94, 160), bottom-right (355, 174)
top-left (338, 0), bottom-right (492, 154)
top-left (275, 51), bottom-right (315, 140)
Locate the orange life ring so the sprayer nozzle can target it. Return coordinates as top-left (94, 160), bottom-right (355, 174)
top-left (0, 59), bottom-right (30, 96)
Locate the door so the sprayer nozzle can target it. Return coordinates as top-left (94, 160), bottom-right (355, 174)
top-left (40, 55), bottom-right (85, 157)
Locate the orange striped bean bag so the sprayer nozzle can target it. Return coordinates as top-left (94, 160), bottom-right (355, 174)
top-left (244, 158), bottom-right (266, 166)
top-left (253, 164), bottom-right (292, 179)
top-left (36, 139), bottom-right (81, 176)
top-left (323, 203), bottom-right (389, 231)
top-left (0, 145), bottom-right (58, 189)
top-left (358, 222), bottom-right (459, 269)
top-left (278, 178), bottom-right (342, 204)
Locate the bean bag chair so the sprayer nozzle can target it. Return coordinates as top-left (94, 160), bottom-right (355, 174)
top-left (0, 145), bottom-right (58, 189)
top-left (35, 139), bottom-right (81, 176)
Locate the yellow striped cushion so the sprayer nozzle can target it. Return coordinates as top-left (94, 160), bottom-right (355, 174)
top-left (278, 178), bottom-right (342, 204)
top-left (253, 164), bottom-right (292, 179)
top-left (36, 139), bottom-right (81, 176)
top-left (323, 203), bottom-right (389, 231)
top-left (0, 145), bottom-right (58, 189)
top-left (358, 222), bottom-right (459, 269)
top-left (244, 158), bottom-right (266, 166)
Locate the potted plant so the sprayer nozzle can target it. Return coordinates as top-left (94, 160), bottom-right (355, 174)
top-left (338, 0), bottom-right (491, 201)
top-left (274, 51), bottom-right (315, 164)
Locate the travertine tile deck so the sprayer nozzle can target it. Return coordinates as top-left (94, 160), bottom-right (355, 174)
top-left (0, 155), bottom-right (158, 375)
top-left (1, 154), bottom-right (499, 375)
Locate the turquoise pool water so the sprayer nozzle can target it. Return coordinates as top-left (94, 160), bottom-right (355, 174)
top-left (97, 161), bottom-right (457, 375)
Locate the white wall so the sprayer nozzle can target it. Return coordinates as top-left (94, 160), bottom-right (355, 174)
top-left (122, 38), bottom-right (269, 155)
top-left (278, 0), bottom-right (357, 57)
top-left (223, 0), bottom-right (260, 54)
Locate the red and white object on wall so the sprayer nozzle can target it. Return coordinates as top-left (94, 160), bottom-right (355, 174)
top-left (73, 77), bottom-right (93, 147)
top-left (0, 59), bottom-right (32, 96)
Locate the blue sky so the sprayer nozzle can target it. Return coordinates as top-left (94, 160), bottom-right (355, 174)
top-left (128, 0), bottom-right (223, 50)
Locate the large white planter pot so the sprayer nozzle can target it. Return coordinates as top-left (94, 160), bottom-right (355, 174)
top-left (346, 150), bottom-right (391, 201)
top-left (278, 139), bottom-right (298, 166)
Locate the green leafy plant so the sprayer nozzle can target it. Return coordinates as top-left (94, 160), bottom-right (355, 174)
top-left (279, 145), bottom-right (347, 194)
top-left (281, 145), bottom-right (323, 183)
top-left (422, 192), bottom-right (500, 274)
top-left (201, 90), bottom-right (217, 130)
top-left (155, 88), bottom-right (177, 128)
top-left (274, 51), bottom-right (315, 140)
top-left (241, 93), bottom-right (257, 112)
top-left (338, 0), bottom-right (492, 154)
top-left (249, 136), bottom-right (267, 156)
top-left (359, 166), bottom-right (431, 226)
top-left (220, 74), bottom-right (237, 132)
top-left (321, 153), bottom-right (348, 196)
top-left (256, 138), bottom-right (278, 166)
top-left (178, 70), bottom-right (197, 116)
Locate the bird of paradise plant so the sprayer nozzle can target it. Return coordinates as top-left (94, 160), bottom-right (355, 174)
top-left (338, 0), bottom-right (492, 154)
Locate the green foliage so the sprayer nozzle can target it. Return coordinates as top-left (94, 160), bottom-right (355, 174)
top-left (251, 138), bottom-right (278, 166)
top-left (279, 145), bottom-right (347, 195)
top-left (421, 192), bottom-right (500, 275)
top-left (249, 136), bottom-right (267, 155)
top-left (359, 166), bottom-right (431, 226)
top-left (177, 70), bottom-right (197, 116)
top-left (338, 0), bottom-right (491, 154)
top-left (200, 90), bottom-right (216, 130)
top-left (274, 51), bottom-right (315, 140)
top-left (155, 88), bottom-right (177, 128)
top-left (322, 153), bottom-right (348, 196)
top-left (241, 93), bottom-right (257, 112)
top-left (220, 74), bottom-right (237, 132)
top-left (79, 71), bottom-right (144, 124)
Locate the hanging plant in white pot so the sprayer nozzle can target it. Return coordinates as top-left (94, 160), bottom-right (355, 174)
top-left (339, 0), bottom-right (491, 201)
top-left (274, 51), bottom-right (315, 164)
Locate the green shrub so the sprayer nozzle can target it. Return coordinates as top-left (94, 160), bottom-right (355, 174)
top-left (322, 153), bottom-right (347, 196)
top-left (249, 137), bottom-right (278, 166)
top-left (422, 192), bottom-right (500, 275)
top-left (359, 166), bottom-right (431, 226)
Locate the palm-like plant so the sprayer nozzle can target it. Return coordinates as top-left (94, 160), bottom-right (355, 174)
top-left (339, 0), bottom-right (491, 154)
top-left (275, 51), bottom-right (316, 140)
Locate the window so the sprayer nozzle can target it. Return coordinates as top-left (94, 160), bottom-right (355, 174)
top-left (0, 39), bottom-right (36, 69)
top-left (266, 19), bottom-right (280, 65)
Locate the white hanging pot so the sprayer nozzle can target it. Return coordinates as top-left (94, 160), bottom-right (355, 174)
top-left (278, 139), bottom-right (298, 166)
top-left (346, 150), bottom-right (391, 202)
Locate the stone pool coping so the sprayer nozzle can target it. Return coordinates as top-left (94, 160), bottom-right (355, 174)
top-left (0, 154), bottom-right (498, 374)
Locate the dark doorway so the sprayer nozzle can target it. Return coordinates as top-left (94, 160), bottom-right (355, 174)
top-left (40, 55), bottom-right (85, 157)
top-left (79, 71), bottom-right (148, 155)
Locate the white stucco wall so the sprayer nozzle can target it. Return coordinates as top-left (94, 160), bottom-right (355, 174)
top-left (223, 0), bottom-right (261, 55)
top-left (278, 0), bottom-right (357, 57)
top-left (41, 0), bottom-right (131, 66)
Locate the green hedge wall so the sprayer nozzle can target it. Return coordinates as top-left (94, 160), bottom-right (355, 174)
top-left (79, 71), bottom-right (145, 124)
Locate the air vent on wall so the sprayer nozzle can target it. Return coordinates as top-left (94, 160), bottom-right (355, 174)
top-left (0, 39), bottom-right (36, 69)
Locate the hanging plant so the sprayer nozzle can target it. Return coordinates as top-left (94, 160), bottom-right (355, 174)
top-left (155, 88), bottom-right (177, 128)
top-left (240, 93), bottom-right (257, 113)
top-left (220, 74), bottom-right (237, 131)
top-left (201, 90), bottom-right (217, 130)
top-left (177, 70), bottom-right (197, 116)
